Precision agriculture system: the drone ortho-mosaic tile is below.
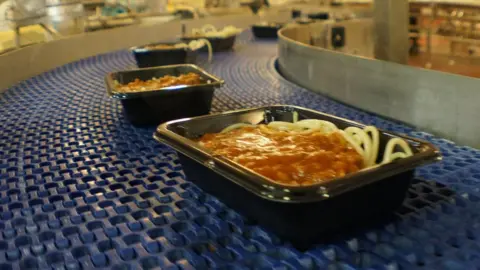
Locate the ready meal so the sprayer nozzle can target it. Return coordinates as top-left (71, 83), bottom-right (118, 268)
top-left (114, 73), bottom-right (204, 93)
top-left (198, 116), bottom-right (413, 186)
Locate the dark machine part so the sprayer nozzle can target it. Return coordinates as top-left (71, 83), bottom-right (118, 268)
top-left (174, 10), bottom-right (195, 19)
top-left (331, 26), bottom-right (345, 49)
top-left (409, 15), bottom-right (420, 55)
top-left (291, 9), bottom-right (301, 19)
top-left (242, 0), bottom-right (265, 14)
top-left (308, 12), bottom-right (330, 20)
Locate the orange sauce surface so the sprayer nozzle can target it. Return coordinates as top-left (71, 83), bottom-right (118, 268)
top-left (144, 44), bottom-right (177, 50)
top-left (116, 73), bottom-right (202, 92)
top-left (198, 126), bottom-right (364, 186)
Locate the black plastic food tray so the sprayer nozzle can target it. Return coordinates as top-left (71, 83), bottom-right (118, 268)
top-left (105, 64), bottom-right (224, 126)
top-left (252, 23), bottom-right (283, 39)
top-left (131, 42), bottom-right (198, 68)
top-left (181, 35), bottom-right (236, 52)
top-left (308, 12), bottom-right (330, 20)
top-left (295, 18), bottom-right (314, 25)
top-left (154, 105), bottom-right (441, 248)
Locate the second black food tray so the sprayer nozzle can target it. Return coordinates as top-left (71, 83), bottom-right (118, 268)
top-left (131, 42), bottom-right (198, 68)
top-left (181, 35), bottom-right (237, 52)
top-left (105, 64), bottom-right (224, 126)
top-left (252, 23), bottom-right (284, 39)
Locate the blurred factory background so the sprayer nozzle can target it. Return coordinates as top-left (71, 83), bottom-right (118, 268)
top-left (0, 0), bottom-right (479, 77)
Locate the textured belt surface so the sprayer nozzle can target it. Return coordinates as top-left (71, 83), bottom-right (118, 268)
top-left (0, 32), bottom-right (480, 269)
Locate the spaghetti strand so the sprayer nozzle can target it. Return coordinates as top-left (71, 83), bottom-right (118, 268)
top-left (219, 118), bottom-right (413, 168)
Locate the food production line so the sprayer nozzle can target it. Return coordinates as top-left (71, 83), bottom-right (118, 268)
top-left (0, 0), bottom-right (479, 269)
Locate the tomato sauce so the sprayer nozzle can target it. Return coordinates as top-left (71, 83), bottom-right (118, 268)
top-left (116, 73), bottom-right (202, 92)
top-left (198, 126), bottom-right (364, 186)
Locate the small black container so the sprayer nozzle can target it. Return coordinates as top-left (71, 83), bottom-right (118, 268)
top-left (154, 105), bottom-right (441, 249)
top-left (131, 42), bottom-right (198, 68)
top-left (105, 64), bottom-right (224, 126)
top-left (181, 35), bottom-right (237, 52)
top-left (308, 12), bottom-right (330, 20)
top-left (291, 9), bottom-right (301, 19)
top-left (252, 23), bottom-right (283, 39)
top-left (295, 18), bottom-right (314, 25)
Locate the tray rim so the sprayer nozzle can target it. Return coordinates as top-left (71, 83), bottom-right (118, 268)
top-left (154, 105), bottom-right (442, 203)
top-left (130, 43), bottom-right (191, 53)
top-left (104, 64), bottom-right (225, 100)
top-left (251, 23), bottom-right (284, 29)
top-left (180, 33), bottom-right (239, 41)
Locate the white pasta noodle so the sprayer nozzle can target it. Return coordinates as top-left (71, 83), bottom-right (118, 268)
top-left (190, 39), bottom-right (213, 63)
top-left (293, 111), bottom-right (299, 123)
top-left (174, 39), bottom-right (213, 63)
top-left (382, 138), bottom-right (413, 164)
top-left (296, 119), bottom-right (338, 134)
top-left (338, 130), bottom-right (365, 158)
top-left (184, 25), bottom-right (241, 62)
top-left (363, 126), bottom-right (380, 166)
top-left (258, 124), bottom-right (278, 134)
top-left (191, 25), bottom-right (242, 38)
top-left (221, 123), bottom-right (254, 133)
top-left (201, 24), bottom-right (217, 34)
top-left (343, 127), bottom-right (378, 166)
top-left (219, 118), bottom-right (414, 168)
top-left (268, 121), bottom-right (303, 131)
top-left (344, 127), bottom-right (373, 166)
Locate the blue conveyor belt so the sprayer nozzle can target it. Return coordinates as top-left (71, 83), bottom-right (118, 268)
top-left (1, 32), bottom-right (480, 270)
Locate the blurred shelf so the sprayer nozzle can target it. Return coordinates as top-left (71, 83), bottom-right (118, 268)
top-left (82, 0), bottom-right (105, 6)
